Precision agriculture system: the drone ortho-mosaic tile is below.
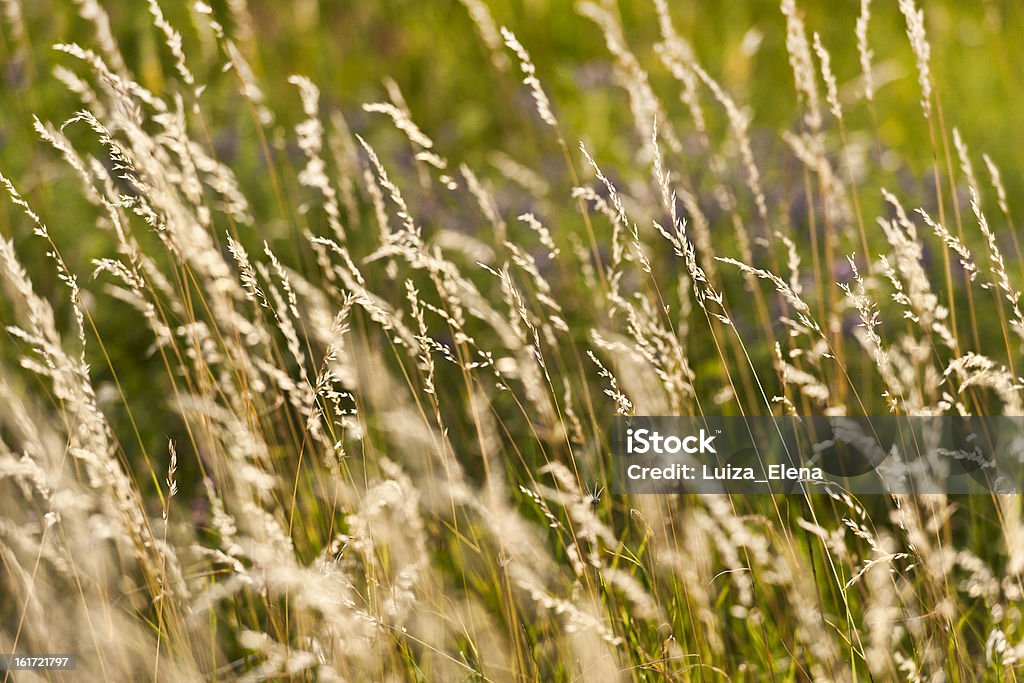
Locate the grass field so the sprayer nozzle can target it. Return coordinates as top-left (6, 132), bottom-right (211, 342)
top-left (3, 0), bottom-right (1024, 680)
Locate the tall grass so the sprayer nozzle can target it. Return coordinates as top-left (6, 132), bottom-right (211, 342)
top-left (1, 0), bottom-right (1023, 680)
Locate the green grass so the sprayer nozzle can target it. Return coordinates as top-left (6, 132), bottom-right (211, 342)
top-left (2, 0), bottom-right (1024, 680)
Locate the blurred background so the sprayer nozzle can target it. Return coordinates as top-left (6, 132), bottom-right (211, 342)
top-left (3, 1), bottom-right (1023, 224)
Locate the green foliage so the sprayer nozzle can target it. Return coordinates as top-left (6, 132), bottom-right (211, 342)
top-left (2, 0), bottom-right (1024, 680)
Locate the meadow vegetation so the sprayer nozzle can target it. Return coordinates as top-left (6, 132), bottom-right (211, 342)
top-left (2, 0), bottom-right (1024, 679)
